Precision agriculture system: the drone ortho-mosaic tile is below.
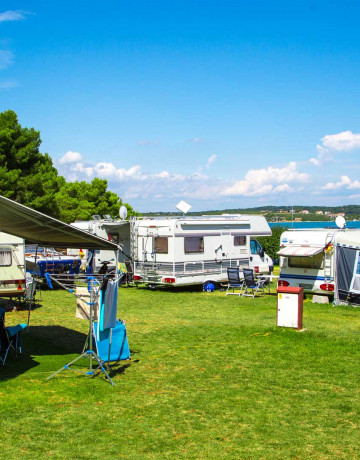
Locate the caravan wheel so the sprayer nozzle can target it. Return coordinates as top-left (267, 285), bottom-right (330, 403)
top-left (203, 281), bottom-right (218, 292)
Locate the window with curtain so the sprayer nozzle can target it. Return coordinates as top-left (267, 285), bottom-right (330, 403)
top-left (0, 249), bottom-right (12, 266)
top-left (184, 237), bottom-right (204, 254)
top-left (154, 237), bottom-right (168, 254)
top-left (234, 236), bottom-right (246, 246)
top-left (288, 253), bottom-right (324, 269)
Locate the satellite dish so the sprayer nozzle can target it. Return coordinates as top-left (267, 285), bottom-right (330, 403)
top-left (176, 200), bottom-right (192, 214)
top-left (335, 215), bottom-right (346, 229)
top-left (119, 205), bottom-right (128, 220)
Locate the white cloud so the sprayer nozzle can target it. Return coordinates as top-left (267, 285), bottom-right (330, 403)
top-left (58, 152), bottom-right (212, 204)
top-left (0, 10), bottom-right (31, 22)
top-left (348, 180), bottom-right (360, 190)
top-left (322, 175), bottom-right (360, 191)
top-left (322, 175), bottom-right (351, 190)
top-left (59, 151), bottom-right (83, 165)
top-left (0, 50), bottom-right (14, 69)
top-left (206, 154), bottom-right (216, 169)
top-left (310, 130), bottom-right (360, 166)
top-left (321, 131), bottom-right (360, 152)
top-left (221, 162), bottom-right (308, 197)
top-left (273, 184), bottom-right (292, 193)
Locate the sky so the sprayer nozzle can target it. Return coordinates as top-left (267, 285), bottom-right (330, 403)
top-left (1, 1), bottom-right (360, 213)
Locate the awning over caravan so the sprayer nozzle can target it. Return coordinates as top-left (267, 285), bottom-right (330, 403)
top-left (277, 246), bottom-right (324, 257)
top-left (0, 195), bottom-right (119, 249)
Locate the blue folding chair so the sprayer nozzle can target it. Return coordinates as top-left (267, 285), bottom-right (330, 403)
top-left (0, 307), bottom-right (27, 366)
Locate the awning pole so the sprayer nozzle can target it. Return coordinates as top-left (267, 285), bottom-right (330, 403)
top-left (27, 243), bottom-right (39, 329)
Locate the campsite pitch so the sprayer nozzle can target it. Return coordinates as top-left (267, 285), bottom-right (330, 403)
top-left (1, 284), bottom-right (360, 459)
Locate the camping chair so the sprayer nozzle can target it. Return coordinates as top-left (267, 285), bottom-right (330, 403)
top-left (124, 260), bottom-right (134, 286)
top-left (24, 275), bottom-right (37, 326)
top-left (0, 307), bottom-right (27, 366)
top-left (92, 320), bottom-right (130, 367)
top-left (226, 267), bottom-right (244, 296)
top-left (242, 268), bottom-right (268, 298)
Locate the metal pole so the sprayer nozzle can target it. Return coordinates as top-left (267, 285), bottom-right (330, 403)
top-left (27, 244), bottom-right (39, 329)
top-left (89, 277), bottom-right (94, 373)
top-left (107, 249), bottom-right (120, 363)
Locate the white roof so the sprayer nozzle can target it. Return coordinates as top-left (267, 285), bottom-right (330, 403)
top-left (277, 246), bottom-right (324, 257)
top-left (335, 231), bottom-right (360, 249)
top-left (136, 215), bottom-right (271, 236)
top-left (281, 229), bottom-right (360, 249)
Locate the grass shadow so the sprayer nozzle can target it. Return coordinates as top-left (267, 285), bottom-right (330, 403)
top-left (28, 325), bottom-right (88, 354)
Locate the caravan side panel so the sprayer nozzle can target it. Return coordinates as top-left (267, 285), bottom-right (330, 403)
top-left (0, 232), bottom-right (26, 298)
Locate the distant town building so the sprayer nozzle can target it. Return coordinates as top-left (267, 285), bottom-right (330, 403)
top-left (300, 210), bottom-right (309, 214)
top-left (316, 211), bottom-right (323, 215)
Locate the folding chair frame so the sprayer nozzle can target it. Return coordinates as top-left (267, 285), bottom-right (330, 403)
top-left (226, 267), bottom-right (245, 296)
top-left (242, 269), bottom-right (268, 298)
top-left (0, 308), bottom-right (26, 366)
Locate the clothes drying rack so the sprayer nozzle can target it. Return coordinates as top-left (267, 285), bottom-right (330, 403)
top-left (46, 273), bottom-right (120, 386)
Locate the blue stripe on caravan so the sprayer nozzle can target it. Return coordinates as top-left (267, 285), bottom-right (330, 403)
top-left (279, 273), bottom-right (326, 281)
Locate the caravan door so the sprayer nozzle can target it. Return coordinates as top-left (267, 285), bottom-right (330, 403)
top-left (216, 232), bottom-right (232, 263)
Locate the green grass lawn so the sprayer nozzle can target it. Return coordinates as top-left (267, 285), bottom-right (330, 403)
top-left (1, 283), bottom-right (360, 459)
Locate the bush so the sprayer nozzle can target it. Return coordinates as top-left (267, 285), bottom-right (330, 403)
top-left (257, 225), bottom-right (288, 264)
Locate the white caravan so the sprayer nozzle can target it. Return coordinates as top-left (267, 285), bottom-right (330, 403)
top-left (0, 232), bottom-right (26, 298)
top-left (277, 228), bottom-right (360, 303)
top-left (131, 215), bottom-right (273, 287)
top-left (69, 215), bottom-right (273, 286)
top-left (69, 217), bottom-right (130, 272)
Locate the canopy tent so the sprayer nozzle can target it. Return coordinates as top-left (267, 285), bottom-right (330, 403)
top-left (335, 232), bottom-right (360, 306)
top-left (0, 195), bottom-right (119, 250)
top-left (277, 246), bottom-right (324, 257)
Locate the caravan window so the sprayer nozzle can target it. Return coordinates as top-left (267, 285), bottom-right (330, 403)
top-left (154, 237), bottom-right (168, 254)
top-left (288, 253), bottom-right (324, 269)
top-left (0, 249), bottom-right (12, 266)
top-left (234, 236), bottom-right (246, 246)
top-left (184, 237), bottom-right (204, 254)
top-left (250, 239), bottom-right (262, 255)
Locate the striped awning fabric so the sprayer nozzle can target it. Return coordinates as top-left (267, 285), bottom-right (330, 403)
top-left (277, 246), bottom-right (324, 257)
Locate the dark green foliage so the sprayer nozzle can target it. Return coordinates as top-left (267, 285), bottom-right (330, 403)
top-left (257, 225), bottom-right (288, 262)
top-left (55, 177), bottom-right (136, 223)
top-left (0, 110), bottom-right (136, 221)
top-left (0, 110), bottom-right (61, 216)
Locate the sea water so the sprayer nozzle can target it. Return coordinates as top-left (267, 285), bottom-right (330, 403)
top-left (269, 221), bottom-right (360, 229)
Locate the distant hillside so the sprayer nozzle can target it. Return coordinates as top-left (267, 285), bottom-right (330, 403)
top-left (142, 205), bottom-right (360, 221)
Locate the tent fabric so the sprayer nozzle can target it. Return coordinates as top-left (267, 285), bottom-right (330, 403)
top-left (277, 246), bottom-right (324, 257)
top-left (0, 195), bottom-right (119, 249)
top-left (335, 246), bottom-right (360, 305)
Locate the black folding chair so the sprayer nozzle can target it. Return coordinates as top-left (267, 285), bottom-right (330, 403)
top-left (124, 260), bottom-right (134, 286)
top-left (226, 267), bottom-right (244, 296)
top-left (242, 268), bottom-right (268, 298)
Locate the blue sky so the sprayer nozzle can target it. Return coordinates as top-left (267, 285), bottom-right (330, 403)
top-left (1, 1), bottom-right (360, 212)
